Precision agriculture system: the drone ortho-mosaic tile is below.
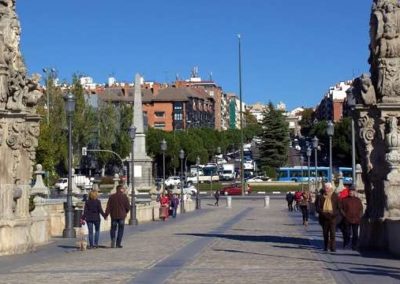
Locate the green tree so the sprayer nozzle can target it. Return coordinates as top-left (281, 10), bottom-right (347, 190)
top-left (70, 75), bottom-right (97, 170)
top-left (96, 101), bottom-right (119, 173)
top-left (299, 108), bottom-right (315, 137)
top-left (36, 78), bottom-right (67, 182)
top-left (259, 102), bottom-right (290, 169)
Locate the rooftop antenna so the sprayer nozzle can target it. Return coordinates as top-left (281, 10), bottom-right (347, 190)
top-left (209, 71), bottom-right (213, 81)
top-left (191, 66), bottom-right (199, 78)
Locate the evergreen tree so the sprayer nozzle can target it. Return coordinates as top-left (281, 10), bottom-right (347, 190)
top-left (259, 102), bottom-right (290, 170)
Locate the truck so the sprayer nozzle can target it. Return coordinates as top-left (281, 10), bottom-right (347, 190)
top-left (220, 164), bottom-right (235, 181)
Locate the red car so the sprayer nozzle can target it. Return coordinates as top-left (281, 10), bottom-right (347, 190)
top-left (220, 184), bottom-right (252, 196)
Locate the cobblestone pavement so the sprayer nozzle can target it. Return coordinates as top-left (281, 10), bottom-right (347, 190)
top-left (0, 198), bottom-right (399, 284)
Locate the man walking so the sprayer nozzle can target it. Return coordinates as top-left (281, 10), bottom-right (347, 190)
top-left (214, 189), bottom-right (220, 206)
top-left (316, 182), bottom-right (340, 252)
top-left (286, 191), bottom-right (294, 211)
top-left (341, 188), bottom-right (363, 250)
top-left (105, 184), bottom-right (130, 248)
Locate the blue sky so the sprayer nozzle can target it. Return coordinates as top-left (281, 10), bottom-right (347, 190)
top-left (17, 0), bottom-right (371, 110)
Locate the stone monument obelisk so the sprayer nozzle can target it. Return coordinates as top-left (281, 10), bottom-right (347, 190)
top-left (131, 73), bottom-right (153, 191)
top-left (0, 0), bottom-right (49, 256)
top-left (350, 0), bottom-right (400, 255)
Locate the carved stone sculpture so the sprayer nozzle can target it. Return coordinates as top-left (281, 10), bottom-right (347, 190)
top-left (353, 1), bottom-right (400, 253)
top-left (0, 1), bottom-right (46, 256)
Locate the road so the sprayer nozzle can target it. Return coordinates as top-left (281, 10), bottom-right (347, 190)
top-left (0, 199), bottom-right (399, 283)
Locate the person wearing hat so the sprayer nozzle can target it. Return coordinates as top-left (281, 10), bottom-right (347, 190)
top-left (341, 186), bottom-right (363, 250)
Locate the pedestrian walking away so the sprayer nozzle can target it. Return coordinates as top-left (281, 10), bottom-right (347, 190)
top-left (171, 194), bottom-right (180, 218)
top-left (286, 191), bottom-right (294, 212)
top-left (159, 193), bottom-right (170, 221)
top-left (341, 187), bottom-right (363, 250)
top-left (81, 190), bottom-right (107, 249)
top-left (337, 185), bottom-right (350, 247)
top-left (294, 190), bottom-right (302, 211)
top-left (214, 189), bottom-right (220, 206)
top-left (105, 184), bottom-right (130, 248)
top-left (316, 182), bottom-right (340, 252)
top-left (299, 190), bottom-right (311, 227)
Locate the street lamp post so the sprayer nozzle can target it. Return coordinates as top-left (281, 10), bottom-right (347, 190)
top-left (179, 149), bottom-right (185, 214)
top-left (306, 147), bottom-right (312, 191)
top-left (128, 125), bottom-right (137, 226)
top-left (63, 93), bottom-right (76, 238)
top-left (238, 34), bottom-right (245, 196)
top-left (300, 156), bottom-right (304, 191)
top-left (196, 156), bottom-right (201, 209)
top-left (327, 121), bottom-right (334, 182)
top-left (211, 147), bottom-right (221, 193)
top-left (312, 136), bottom-right (319, 193)
top-left (346, 89), bottom-right (357, 189)
top-left (160, 139), bottom-right (167, 193)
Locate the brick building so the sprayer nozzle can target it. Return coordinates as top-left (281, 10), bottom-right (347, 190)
top-left (315, 81), bottom-right (352, 122)
top-left (94, 83), bottom-right (215, 132)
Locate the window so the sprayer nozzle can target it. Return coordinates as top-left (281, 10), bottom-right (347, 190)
top-left (154, 122), bottom-right (165, 129)
top-left (174, 113), bottom-right (183, 120)
top-left (155, 111), bottom-right (165, 118)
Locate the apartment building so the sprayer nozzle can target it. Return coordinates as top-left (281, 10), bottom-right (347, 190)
top-left (315, 81), bottom-right (352, 122)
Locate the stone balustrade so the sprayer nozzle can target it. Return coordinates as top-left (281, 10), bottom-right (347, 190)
top-left (43, 198), bottom-right (196, 237)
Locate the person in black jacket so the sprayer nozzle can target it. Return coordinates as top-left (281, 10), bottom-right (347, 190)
top-left (286, 192), bottom-right (294, 211)
top-left (82, 190), bottom-right (106, 249)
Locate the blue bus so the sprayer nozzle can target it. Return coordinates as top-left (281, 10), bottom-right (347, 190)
top-left (277, 166), bottom-right (330, 182)
top-left (338, 167), bottom-right (353, 185)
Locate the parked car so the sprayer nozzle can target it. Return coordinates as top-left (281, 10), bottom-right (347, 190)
top-left (54, 178), bottom-right (68, 191)
top-left (220, 183), bottom-right (252, 196)
top-left (165, 176), bottom-right (182, 187)
top-left (173, 185), bottom-right (197, 196)
top-left (246, 176), bottom-right (271, 183)
top-left (183, 185), bottom-right (197, 195)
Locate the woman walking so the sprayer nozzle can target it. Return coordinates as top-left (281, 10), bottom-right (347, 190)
top-left (159, 193), bottom-right (170, 221)
top-left (299, 190), bottom-right (311, 227)
top-left (82, 190), bottom-right (106, 249)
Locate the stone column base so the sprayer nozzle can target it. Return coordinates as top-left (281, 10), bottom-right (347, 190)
top-left (360, 217), bottom-right (400, 257)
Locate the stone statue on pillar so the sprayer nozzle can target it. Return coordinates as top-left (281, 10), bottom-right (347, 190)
top-left (349, 0), bottom-right (400, 253)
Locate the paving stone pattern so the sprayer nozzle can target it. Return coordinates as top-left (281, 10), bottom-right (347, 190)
top-left (0, 198), bottom-right (399, 283)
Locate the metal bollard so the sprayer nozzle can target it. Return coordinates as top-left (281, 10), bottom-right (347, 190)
top-left (226, 196), bottom-right (232, 208)
top-left (264, 196), bottom-right (270, 208)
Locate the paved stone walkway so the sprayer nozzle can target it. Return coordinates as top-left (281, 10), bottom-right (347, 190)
top-left (0, 198), bottom-right (399, 283)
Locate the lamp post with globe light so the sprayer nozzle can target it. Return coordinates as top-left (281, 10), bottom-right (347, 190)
top-left (196, 156), bottom-right (201, 209)
top-left (327, 121), bottom-right (335, 182)
top-left (179, 149), bottom-right (185, 214)
top-left (160, 139), bottom-right (167, 192)
top-left (63, 93), bottom-right (76, 238)
top-left (312, 136), bottom-right (319, 193)
top-left (306, 146), bottom-right (312, 191)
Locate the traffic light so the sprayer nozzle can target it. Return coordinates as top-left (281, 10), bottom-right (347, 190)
top-left (82, 147), bottom-right (87, 156)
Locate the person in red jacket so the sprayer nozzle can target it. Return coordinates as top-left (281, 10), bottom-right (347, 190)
top-left (159, 193), bottom-right (170, 221)
top-left (341, 188), bottom-right (363, 250)
top-left (105, 185), bottom-right (130, 248)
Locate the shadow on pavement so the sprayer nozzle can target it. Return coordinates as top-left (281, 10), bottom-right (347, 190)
top-left (327, 266), bottom-right (400, 282)
top-left (176, 232), bottom-right (314, 247)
